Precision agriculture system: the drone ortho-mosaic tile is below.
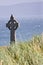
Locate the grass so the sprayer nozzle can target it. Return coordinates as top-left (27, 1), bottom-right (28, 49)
top-left (0, 35), bottom-right (43, 65)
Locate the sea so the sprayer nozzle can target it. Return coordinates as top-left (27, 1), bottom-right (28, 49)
top-left (0, 18), bottom-right (43, 46)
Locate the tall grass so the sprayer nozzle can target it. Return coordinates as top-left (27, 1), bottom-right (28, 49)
top-left (0, 35), bottom-right (43, 65)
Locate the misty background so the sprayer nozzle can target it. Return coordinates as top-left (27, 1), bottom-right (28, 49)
top-left (0, 0), bottom-right (43, 45)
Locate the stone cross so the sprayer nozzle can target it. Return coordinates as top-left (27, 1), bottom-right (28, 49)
top-left (6, 15), bottom-right (18, 43)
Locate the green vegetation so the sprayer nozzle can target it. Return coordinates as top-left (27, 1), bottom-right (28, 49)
top-left (0, 35), bottom-right (43, 65)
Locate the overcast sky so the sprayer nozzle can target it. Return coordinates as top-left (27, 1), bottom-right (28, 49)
top-left (0, 0), bottom-right (43, 5)
top-left (0, 0), bottom-right (43, 18)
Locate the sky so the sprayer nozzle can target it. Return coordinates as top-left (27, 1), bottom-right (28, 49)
top-left (0, 0), bottom-right (43, 5)
top-left (0, 0), bottom-right (43, 18)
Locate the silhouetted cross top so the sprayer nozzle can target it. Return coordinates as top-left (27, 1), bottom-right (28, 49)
top-left (6, 15), bottom-right (18, 43)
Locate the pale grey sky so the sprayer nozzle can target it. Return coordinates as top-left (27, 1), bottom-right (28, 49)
top-left (0, 0), bottom-right (43, 5)
top-left (0, 0), bottom-right (43, 18)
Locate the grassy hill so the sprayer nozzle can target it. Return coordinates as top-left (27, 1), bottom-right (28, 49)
top-left (0, 35), bottom-right (43, 65)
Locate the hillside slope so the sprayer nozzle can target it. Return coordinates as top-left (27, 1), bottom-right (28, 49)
top-left (0, 35), bottom-right (43, 65)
